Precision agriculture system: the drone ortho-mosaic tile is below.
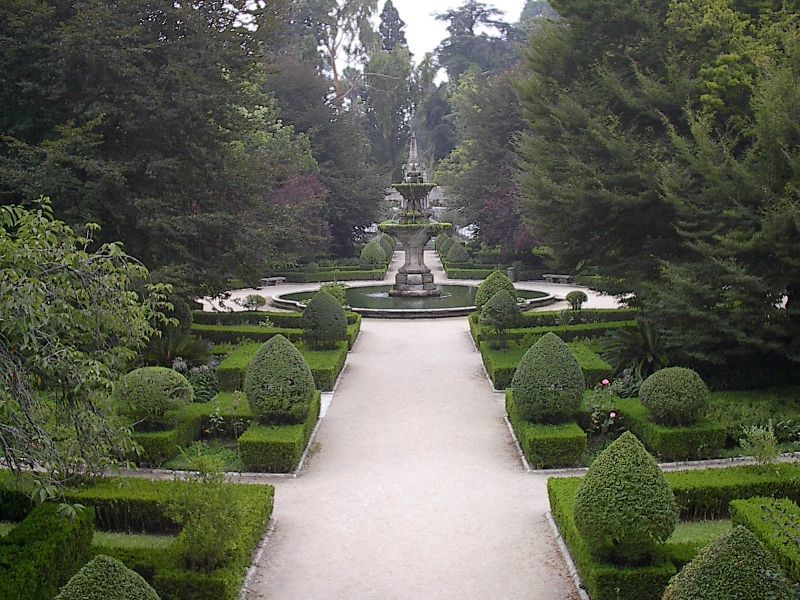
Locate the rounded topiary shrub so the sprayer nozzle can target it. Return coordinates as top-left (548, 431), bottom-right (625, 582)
top-left (438, 235), bottom-right (455, 256)
top-left (662, 526), bottom-right (794, 600)
top-left (244, 334), bottom-right (315, 425)
top-left (479, 290), bottom-right (521, 347)
top-left (510, 332), bottom-right (584, 423)
top-left (573, 431), bottom-right (678, 564)
top-left (359, 240), bottom-right (387, 268)
top-left (474, 270), bottom-right (516, 310)
top-left (378, 234), bottom-right (394, 259)
top-left (435, 232), bottom-right (449, 250)
top-left (566, 290), bottom-right (588, 310)
top-left (115, 366), bottom-right (193, 428)
top-left (446, 242), bottom-right (469, 264)
top-left (55, 555), bottom-right (160, 600)
top-left (303, 290), bottom-right (347, 349)
top-left (639, 367), bottom-right (709, 426)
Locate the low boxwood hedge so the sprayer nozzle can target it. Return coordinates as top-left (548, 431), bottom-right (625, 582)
top-left (549, 463), bottom-right (800, 600)
top-left (474, 320), bottom-right (637, 346)
top-left (616, 398), bottom-right (726, 462)
top-left (193, 316), bottom-right (360, 349)
top-left (238, 391), bottom-right (321, 472)
top-left (218, 341), bottom-right (348, 392)
top-left (506, 390), bottom-right (586, 468)
top-left (730, 497), bottom-right (800, 582)
top-left (0, 503), bottom-right (95, 600)
top-left (480, 341), bottom-right (612, 390)
top-left (278, 269), bottom-right (386, 282)
top-left (132, 416), bottom-right (203, 466)
top-left (193, 310), bottom-right (360, 328)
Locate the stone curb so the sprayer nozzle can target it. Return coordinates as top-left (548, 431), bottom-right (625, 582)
top-left (545, 511), bottom-right (591, 600)
top-left (238, 517), bottom-right (276, 600)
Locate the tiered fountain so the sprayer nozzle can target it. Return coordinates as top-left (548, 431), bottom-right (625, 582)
top-left (379, 134), bottom-right (451, 297)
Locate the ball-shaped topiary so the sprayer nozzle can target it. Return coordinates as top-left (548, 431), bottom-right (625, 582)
top-left (566, 290), bottom-right (588, 310)
top-left (438, 235), bottom-right (455, 257)
top-left (662, 526), bottom-right (794, 600)
top-left (479, 290), bottom-right (521, 346)
top-left (573, 431), bottom-right (678, 564)
top-left (510, 332), bottom-right (585, 423)
top-left (378, 235), bottom-right (394, 259)
top-left (639, 367), bottom-right (709, 426)
top-left (446, 242), bottom-right (469, 264)
top-left (114, 366), bottom-right (193, 427)
top-left (474, 270), bottom-right (516, 310)
top-left (55, 555), bottom-right (160, 600)
top-left (359, 240), bottom-right (387, 268)
top-left (244, 334), bottom-right (315, 425)
top-left (303, 290), bottom-right (347, 349)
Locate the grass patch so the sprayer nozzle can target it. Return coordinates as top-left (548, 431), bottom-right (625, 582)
top-left (667, 520), bottom-right (731, 545)
top-left (164, 442), bottom-right (246, 472)
top-left (93, 530), bottom-right (175, 550)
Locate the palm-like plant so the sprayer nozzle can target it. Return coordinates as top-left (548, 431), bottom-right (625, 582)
top-left (602, 318), bottom-right (667, 379)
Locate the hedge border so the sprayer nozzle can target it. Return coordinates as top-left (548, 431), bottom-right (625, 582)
top-left (730, 497), bottom-right (800, 581)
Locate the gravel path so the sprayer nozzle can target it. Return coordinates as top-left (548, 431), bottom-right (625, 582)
top-left (245, 316), bottom-right (577, 599)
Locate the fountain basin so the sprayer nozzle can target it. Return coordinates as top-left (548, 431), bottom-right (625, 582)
top-left (273, 285), bottom-right (556, 318)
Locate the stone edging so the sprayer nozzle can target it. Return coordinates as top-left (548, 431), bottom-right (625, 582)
top-left (238, 517), bottom-right (276, 599)
top-left (545, 511), bottom-right (591, 600)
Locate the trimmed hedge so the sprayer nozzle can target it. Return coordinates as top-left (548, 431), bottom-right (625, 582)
top-left (729, 497), bottom-right (800, 581)
top-left (218, 341), bottom-right (348, 392)
top-left (192, 310), bottom-right (360, 328)
top-left (0, 503), bottom-right (95, 600)
top-left (639, 367), bottom-right (709, 426)
top-left (238, 391), bottom-right (321, 472)
top-left (474, 270), bottom-right (516, 310)
top-left (548, 477), bottom-right (677, 600)
top-left (481, 341), bottom-right (612, 390)
top-left (193, 315), bottom-right (361, 349)
top-left (359, 240), bottom-right (387, 268)
top-left (303, 291), bottom-right (348, 349)
top-left (506, 390), bottom-right (586, 468)
top-left (616, 398), bottom-right (726, 462)
top-left (277, 269), bottom-right (386, 282)
top-left (472, 319), bottom-right (638, 345)
top-left (115, 367), bottom-right (194, 427)
top-left (132, 415), bottom-right (203, 466)
top-left (55, 554), bottom-right (160, 600)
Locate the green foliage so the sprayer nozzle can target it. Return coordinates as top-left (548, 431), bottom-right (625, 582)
top-left (739, 421), bottom-right (780, 467)
top-left (438, 235), bottom-right (455, 256)
top-left (0, 503), bottom-right (95, 600)
top-left (662, 526), bottom-right (794, 600)
top-left (185, 365), bottom-right (218, 404)
top-left (243, 335), bottom-right (315, 425)
top-left (239, 295), bottom-right (266, 310)
top-left (446, 242), bottom-right (469, 264)
top-left (479, 290), bottom-right (521, 348)
top-left (377, 235), bottom-right (394, 260)
top-left (639, 367), bottom-right (709, 426)
top-left (474, 270), bottom-right (516, 310)
top-left (319, 282), bottom-right (347, 305)
top-left (566, 290), bottom-right (588, 310)
top-left (730, 497), bottom-right (800, 583)
top-left (55, 555), bottom-right (160, 600)
top-left (303, 290), bottom-right (348, 349)
top-left (115, 367), bottom-right (194, 429)
top-left (0, 201), bottom-right (164, 494)
top-left (359, 240), bottom-right (387, 268)
top-left (506, 391), bottom-right (586, 468)
top-left (706, 387), bottom-right (800, 444)
top-left (143, 329), bottom-right (210, 369)
top-left (510, 333), bottom-right (585, 423)
top-left (574, 432), bottom-right (678, 564)
top-left (602, 318), bottom-right (667, 379)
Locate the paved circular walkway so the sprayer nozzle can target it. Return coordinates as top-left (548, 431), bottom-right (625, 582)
top-left (246, 315), bottom-right (577, 599)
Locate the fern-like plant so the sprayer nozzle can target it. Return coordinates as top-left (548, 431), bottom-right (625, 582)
top-left (602, 318), bottom-right (667, 378)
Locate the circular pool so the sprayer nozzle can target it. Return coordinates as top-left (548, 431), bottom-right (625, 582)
top-left (274, 284), bottom-right (555, 318)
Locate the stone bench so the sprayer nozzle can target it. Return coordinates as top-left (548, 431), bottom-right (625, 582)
top-left (261, 276), bottom-right (286, 286)
top-left (542, 273), bottom-right (573, 284)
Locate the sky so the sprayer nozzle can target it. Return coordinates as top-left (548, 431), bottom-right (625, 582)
top-left (385, 0), bottom-right (528, 63)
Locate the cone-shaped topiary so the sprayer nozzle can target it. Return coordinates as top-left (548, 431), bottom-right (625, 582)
top-left (510, 332), bottom-right (584, 423)
top-left (435, 232), bottom-right (449, 250)
top-left (114, 366), bottom-right (193, 428)
top-left (359, 240), bottom-right (387, 268)
top-left (574, 431), bottom-right (678, 564)
top-left (55, 555), bottom-right (160, 600)
top-left (474, 270), bottom-right (516, 310)
top-left (244, 335), bottom-right (315, 425)
top-left (303, 290), bottom-right (347, 349)
top-left (438, 235), bottom-right (455, 256)
top-left (479, 290), bottom-right (521, 348)
top-left (446, 242), bottom-right (469, 264)
top-left (639, 367), bottom-right (709, 426)
top-left (662, 526), bottom-right (794, 600)
top-left (378, 234), bottom-right (394, 259)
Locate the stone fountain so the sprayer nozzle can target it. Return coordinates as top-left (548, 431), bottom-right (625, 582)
top-left (379, 135), bottom-right (451, 297)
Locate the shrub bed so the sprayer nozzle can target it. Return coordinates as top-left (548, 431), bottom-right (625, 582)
top-left (278, 269), bottom-right (386, 282)
top-left (615, 398), bottom-right (726, 462)
top-left (730, 497), bottom-right (800, 582)
top-left (132, 416), bottom-right (203, 466)
top-left (480, 341), bottom-right (612, 389)
top-left (506, 391), bottom-right (586, 468)
top-left (192, 324), bottom-right (302, 345)
top-left (193, 314), bottom-right (361, 349)
top-left (238, 392), bottom-right (321, 472)
top-left (474, 320), bottom-right (637, 346)
top-left (0, 503), bottom-right (95, 600)
top-left (193, 310), bottom-right (360, 328)
top-left (218, 341), bottom-right (348, 392)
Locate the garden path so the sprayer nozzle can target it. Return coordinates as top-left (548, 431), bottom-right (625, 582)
top-left (245, 311), bottom-right (577, 599)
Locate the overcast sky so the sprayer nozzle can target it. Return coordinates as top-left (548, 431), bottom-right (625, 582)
top-left (385, 0), bottom-right (528, 62)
